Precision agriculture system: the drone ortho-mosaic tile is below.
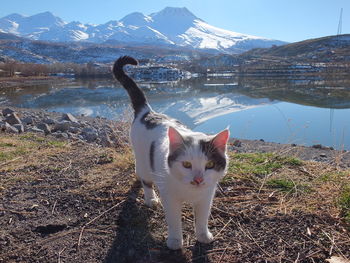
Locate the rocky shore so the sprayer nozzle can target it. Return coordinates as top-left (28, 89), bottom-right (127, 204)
top-left (0, 106), bottom-right (129, 148)
top-left (1, 106), bottom-right (350, 168)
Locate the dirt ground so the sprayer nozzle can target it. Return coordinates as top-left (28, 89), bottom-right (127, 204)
top-left (0, 133), bottom-right (349, 263)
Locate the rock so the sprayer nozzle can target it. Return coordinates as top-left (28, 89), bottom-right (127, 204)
top-left (320, 153), bottom-right (327, 158)
top-left (37, 123), bottom-right (51, 134)
top-left (82, 131), bottom-right (98, 142)
top-left (82, 127), bottom-right (97, 134)
top-left (2, 108), bottom-right (15, 116)
top-left (259, 139), bottom-right (265, 142)
top-left (62, 113), bottom-right (78, 123)
top-left (291, 143), bottom-right (297, 147)
top-left (312, 144), bottom-right (333, 150)
top-left (53, 132), bottom-right (69, 139)
top-left (2, 122), bottom-right (19, 133)
top-left (232, 139), bottom-right (242, 147)
top-left (13, 124), bottom-right (24, 133)
top-left (27, 127), bottom-right (45, 134)
top-left (43, 118), bottom-right (56, 125)
top-left (312, 144), bottom-right (323, 149)
top-left (5, 113), bottom-right (22, 126)
top-left (68, 126), bottom-right (80, 134)
top-left (53, 121), bottom-right (71, 132)
top-left (66, 132), bottom-right (77, 139)
top-left (22, 116), bottom-right (34, 125)
top-left (100, 131), bottom-right (113, 147)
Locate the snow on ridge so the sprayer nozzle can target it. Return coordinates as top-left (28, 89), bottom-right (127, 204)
top-left (120, 12), bottom-right (153, 26)
top-left (0, 7), bottom-right (285, 53)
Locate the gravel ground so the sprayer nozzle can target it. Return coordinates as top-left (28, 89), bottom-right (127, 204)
top-left (1, 107), bottom-right (350, 263)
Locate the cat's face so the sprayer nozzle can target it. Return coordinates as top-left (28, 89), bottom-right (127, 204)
top-left (168, 127), bottom-right (229, 188)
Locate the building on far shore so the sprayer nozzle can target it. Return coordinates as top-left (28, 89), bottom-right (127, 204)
top-left (125, 65), bottom-right (191, 82)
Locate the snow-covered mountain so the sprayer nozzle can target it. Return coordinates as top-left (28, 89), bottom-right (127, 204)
top-left (0, 7), bottom-right (285, 53)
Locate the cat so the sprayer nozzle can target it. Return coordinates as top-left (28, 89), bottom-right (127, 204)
top-left (113, 56), bottom-right (229, 250)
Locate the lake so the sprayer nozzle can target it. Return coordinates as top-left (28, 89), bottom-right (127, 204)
top-left (1, 76), bottom-right (350, 150)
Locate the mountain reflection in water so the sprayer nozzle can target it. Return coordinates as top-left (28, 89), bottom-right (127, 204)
top-left (1, 76), bottom-right (349, 150)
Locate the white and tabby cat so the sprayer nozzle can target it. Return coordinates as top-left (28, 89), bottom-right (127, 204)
top-left (113, 56), bottom-right (229, 250)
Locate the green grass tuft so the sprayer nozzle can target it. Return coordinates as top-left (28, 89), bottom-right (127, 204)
top-left (0, 147), bottom-right (27, 162)
top-left (338, 185), bottom-right (350, 224)
top-left (0, 142), bottom-right (16, 147)
top-left (267, 178), bottom-right (295, 192)
top-left (226, 153), bottom-right (302, 182)
top-left (47, 140), bottom-right (66, 147)
top-left (20, 133), bottom-right (46, 142)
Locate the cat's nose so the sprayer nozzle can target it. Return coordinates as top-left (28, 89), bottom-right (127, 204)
top-left (193, 176), bottom-right (204, 185)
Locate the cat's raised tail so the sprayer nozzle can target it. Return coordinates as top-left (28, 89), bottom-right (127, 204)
top-left (113, 56), bottom-right (149, 116)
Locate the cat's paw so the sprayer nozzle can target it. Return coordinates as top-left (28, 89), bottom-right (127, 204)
top-left (196, 231), bottom-right (214, 244)
top-left (166, 238), bottom-right (183, 250)
top-left (145, 197), bottom-right (160, 208)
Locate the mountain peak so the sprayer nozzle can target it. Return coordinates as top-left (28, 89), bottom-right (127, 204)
top-left (151, 7), bottom-right (198, 20)
top-left (30, 11), bottom-right (62, 20)
top-left (120, 12), bottom-right (153, 26)
top-left (2, 13), bottom-right (25, 21)
top-left (25, 11), bottom-right (66, 27)
top-left (149, 7), bottom-right (201, 37)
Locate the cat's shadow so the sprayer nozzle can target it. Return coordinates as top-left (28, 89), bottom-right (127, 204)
top-left (191, 242), bottom-right (213, 263)
top-left (104, 181), bottom-right (191, 263)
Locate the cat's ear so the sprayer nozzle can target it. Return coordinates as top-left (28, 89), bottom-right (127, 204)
top-left (168, 126), bottom-right (184, 152)
top-left (212, 129), bottom-right (230, 152)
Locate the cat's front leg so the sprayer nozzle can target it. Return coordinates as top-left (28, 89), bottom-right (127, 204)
top-left (161, 196), bottom-right (183, 250)
top-left (194, 195), bottom-right (215, 244)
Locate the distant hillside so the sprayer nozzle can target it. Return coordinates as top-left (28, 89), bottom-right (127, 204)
top-left (240, 34), bottom-right (350, 63)
top-left (0, 32), bottom-right (22, 40)
top-left (177, 35), bottom-right (350, 74)
top-left (0, 32), bottom-right (205, 64)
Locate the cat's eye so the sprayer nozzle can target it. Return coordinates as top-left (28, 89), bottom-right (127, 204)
top-left (182, 161), bottom-right (192, 169)
top-left (205, 160), bottom-right (215, 169)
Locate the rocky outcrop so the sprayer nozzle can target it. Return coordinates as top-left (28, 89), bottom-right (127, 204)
top-left (0, 107), bottom-right (129, 147)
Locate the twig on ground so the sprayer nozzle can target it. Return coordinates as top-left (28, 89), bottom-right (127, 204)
top-left (322, 230), bottom-right (348, 260)
top-left (234, 220), bottom-right (272, 258)
top-left (0, 157), bottom-right (23, 167)
top-left (59, 160), bottom-right (72, 174)
top-left (212, 206), bottom-right (236, 217)
top-left (217, 245), bottom-right (230, 263)
top-left (58, 247), bottom-right (66, 263)
top-left (51, 200), bottom-right (57, 215)
top-left (217, 183), bottom-right (227, 196)
top-left (214, 218), bottom-right (232, 239)
top-left (77, 200), bottom-right (125, 248)
top-left (257, 172), bottom-right (274, 196)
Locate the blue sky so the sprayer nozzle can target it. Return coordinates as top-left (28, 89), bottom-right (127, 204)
top-left (0, 0), bottom-right (349, 42)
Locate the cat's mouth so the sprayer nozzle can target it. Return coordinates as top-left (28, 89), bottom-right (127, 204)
top-left (190, 180), bottom-right (205, 187)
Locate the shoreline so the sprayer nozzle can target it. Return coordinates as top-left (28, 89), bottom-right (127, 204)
top-left (0, 76), bottom-right (68, 89)
top-left (1, 106), bottom-right (350, 168)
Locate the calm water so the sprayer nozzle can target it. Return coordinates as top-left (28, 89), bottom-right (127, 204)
top-left (1, 76), bottom-right (350, 150)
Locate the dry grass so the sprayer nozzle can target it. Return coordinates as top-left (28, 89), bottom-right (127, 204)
top-left (225, 152), bottom-right (350, 220)
top-left (0, 133), bottom-right (349, 263)
top-left (0, 133), bottom-right (69, 193)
